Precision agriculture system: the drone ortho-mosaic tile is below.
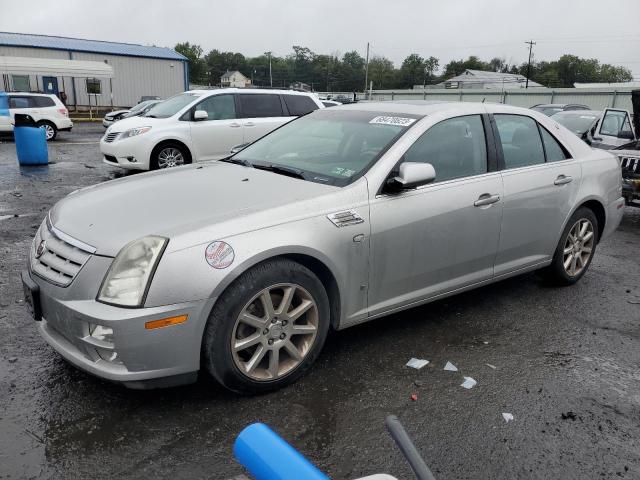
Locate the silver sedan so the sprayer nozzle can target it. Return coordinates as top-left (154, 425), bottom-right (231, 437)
top-left (22, 102), bottom-right (625, 393)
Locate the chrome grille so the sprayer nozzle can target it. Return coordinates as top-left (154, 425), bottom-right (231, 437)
top-left (104, 132), bottom-right (119, 143)
top-left (619, 155), bottom-right (640, 176)
top-left (327, 210), bottom-right (364, 227)
top-left (30, 221), bottom-right (93, 287)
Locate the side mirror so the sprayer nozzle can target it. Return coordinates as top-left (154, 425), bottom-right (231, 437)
top-left (618, 130), bottom-right (635, 140)
top-left (193, 110), bottom-right (208, 121)
top-left (388, 162), bottom-right (436, 191)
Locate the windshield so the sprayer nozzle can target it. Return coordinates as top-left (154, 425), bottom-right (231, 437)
top-left (129, 101), bottom-right (153, 114)
top-left (232, 109), bottom-right (420, 186)
top-left (145, 92), bottom-right (200, 118)
top-left (553, 112), bottom-right (600, 134)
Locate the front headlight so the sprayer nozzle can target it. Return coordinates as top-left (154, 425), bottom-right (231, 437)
top-left (121, 126), bottom-right (152, 139)
top-left (97, 236), bottom-right (168, 307)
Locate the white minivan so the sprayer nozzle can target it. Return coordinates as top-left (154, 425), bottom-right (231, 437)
top-left (100, 88), bottom-right (324, 170)
top-left (0, 93), bottom-right (72, 141)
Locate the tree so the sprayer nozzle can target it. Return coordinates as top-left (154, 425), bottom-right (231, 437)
top-left (175, 42), bottom-right (206, 84)
top-left (443, 56), bottom-right (491, 78)
top-left (397, 54), bottom-right (426, 88)
top-left (367, 56), bottom-right (396, 89)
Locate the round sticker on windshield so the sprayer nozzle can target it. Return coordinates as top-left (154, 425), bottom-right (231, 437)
top-left (205, 241), bottom-right (235, 269)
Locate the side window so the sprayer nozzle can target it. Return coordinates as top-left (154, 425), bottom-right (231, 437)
top-left (539, 127), bottom-right (568, 162)
top-left (600, 110), bottom-right (632, 137)
top-left (33, 96), bottom-right (55, 107)
top-left (194, 94), bottom-right (236, 120)
top-left (8, 96), bottom-right (30, 109)
top-left (239, 94), bottom-right (283, 118)
top-left (282, 95), bottom-right (318, 116)
top-left (402, 115), bottom-right (487, 183)
top-left (495, 114), bottom-right (545, 169)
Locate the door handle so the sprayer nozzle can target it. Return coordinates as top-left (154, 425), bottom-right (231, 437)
top-left (474, 193), bottom-right (500, 207)
top-left (244, 122), bottom-right (255, 127)
top-left (229, 122), bottom-right (241, 128)
top-left (554, 175), bottom-right (573, 186)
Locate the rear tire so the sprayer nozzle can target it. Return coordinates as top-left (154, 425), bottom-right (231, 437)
top-left (541, 207), bottom-right (598, 286)
top-left (202, 259), bottom-right (330, 394)
top-left (37, 121), bottom-right (57, 141)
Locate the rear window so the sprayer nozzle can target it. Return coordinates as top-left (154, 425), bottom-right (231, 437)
top-left (239, 94), bottom-right (283, 118)
top-left (282, 95), bottom-right (318, 116)
top-left (32, 96), bottom-right (55, 107)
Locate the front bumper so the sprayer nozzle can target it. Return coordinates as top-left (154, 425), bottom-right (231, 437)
top-left (100, 135), bottom-right (153, 170)
top-left (27, 265), bottom-right (215, 389)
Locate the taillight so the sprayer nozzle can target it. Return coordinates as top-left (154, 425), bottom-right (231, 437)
top-left (58, 108), bottom-right (68, 116)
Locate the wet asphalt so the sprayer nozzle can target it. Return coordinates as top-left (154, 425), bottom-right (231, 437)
top-left (1, 123), bottom-right (639, 480)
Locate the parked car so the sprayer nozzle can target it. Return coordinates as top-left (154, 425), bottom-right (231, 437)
top-left (100, 88), bottom-right (324, 170)
top-left (322, 100), bottom-right (342, 107)
top-left (23, 102), bottom-right (624, 393)
top-left (613, 140), bottom-right (640, 205)
top-left (531, 103), bottom-right (590, 116)
top-left (139, 95), bottom-right (161, 103)
top-left (121, 99), bottom-right (162, 119)
top-left (0, 92), bottom-right (72, 141)
top-left (552, 108), bottom-right (637, 149)
top-left (102, 109), bottom-right (130, 128)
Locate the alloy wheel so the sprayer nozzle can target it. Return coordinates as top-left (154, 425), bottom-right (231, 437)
top-left (41, 124), bottom-right (54, 140)
top-left (231, 283), bottom-right (319, 381)
top-left (157, 147), bottom-right (184, 168)
top-left (563, 218), bottom-right (595, 277)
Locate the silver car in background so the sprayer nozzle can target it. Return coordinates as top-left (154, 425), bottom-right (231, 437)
top-left (22, 102), bottom-right (625, 393)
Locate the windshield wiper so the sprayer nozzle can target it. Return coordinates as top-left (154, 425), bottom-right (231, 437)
top-left (144, 114), bottom-right (157, 118)
top-left (219, 157), bottom-right (253, 167)
top-left (252, 163), bottom-right (306, 180)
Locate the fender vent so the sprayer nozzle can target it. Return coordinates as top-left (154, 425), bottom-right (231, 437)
top-left (327, 210), bottom-right (364, 227)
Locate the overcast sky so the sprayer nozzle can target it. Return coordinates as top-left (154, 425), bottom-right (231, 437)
top-left (1, 0), bottom-right (639, 78)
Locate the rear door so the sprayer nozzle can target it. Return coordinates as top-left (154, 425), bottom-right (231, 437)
top-left (237, 93), bottom-right (292, 142)
top-left (592, 108), bottom-right (637, 149)
top-left (493, 114), bottom-right (581, 275)
top-left (188, 93), bottom-right (244, 161)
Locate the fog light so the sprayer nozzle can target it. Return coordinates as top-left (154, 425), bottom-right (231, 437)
top-left (97, 350), bottom-right (120, 363)
top-left (90, 324), bottom-right (114, 342)
top-left (127, 156), bottom-right (137, 163)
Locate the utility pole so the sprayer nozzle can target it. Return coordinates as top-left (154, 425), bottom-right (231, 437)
top-left (264, 51), bottom-right (273, 87)
top-left (525, 40), bottom-right (536, 89)
top-left (363, 42), bottom-right (370, 97)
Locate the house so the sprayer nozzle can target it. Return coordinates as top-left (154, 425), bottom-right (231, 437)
top-left (220, 70), bottom-right (250, 88)
top-left (0, 31), bottom-right (188, 110)
top-left (436, 69), bottom-right (543, 89)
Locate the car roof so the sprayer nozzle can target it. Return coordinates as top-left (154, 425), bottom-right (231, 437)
top-left (186, 88), bottom-right (316, 96)
top-left (7, 92), bottom-right (55, 97)
top-left (552, 109), bottom-right (602, 116)
top-left (533, 103), bottom-right (588, 108)
top-left (336, 100), bottom-right (546, 117)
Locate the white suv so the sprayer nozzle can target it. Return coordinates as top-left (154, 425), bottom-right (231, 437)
top-left (0, 93), bottom-right (72, 141)
top-left (99, 88), bottom-right (324, 170)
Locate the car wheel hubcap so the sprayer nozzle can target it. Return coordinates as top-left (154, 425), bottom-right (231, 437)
top-left (231, 283), bottom-right (319, 381)
top-left (157, 148), bottom-right (184, 168)
top-left (41, 124), bottom-right (54, 140)
top-left (563, 218), bottom-right (594, 277)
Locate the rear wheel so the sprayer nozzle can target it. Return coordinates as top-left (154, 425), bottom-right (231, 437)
top-left (150, 143), bottom-right (189, 169)
top-left (542, 207), bottom-right (598, 285)
top-left (202, 259), bottom-right (330, 394)
top-left (37, 121), bottom-right (57, 141)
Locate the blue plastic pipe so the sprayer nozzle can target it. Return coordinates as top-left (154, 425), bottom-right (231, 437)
top-left (234, 423), bottom-right (330, 480)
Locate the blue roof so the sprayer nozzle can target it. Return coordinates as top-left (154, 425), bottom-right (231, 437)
top-left (0, 32), bottom-right (187, 61)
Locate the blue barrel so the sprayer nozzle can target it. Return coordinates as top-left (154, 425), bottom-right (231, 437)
top-left (14, 113), bottom-right (48, 166)
top-left (0, 92), bottom-right (8, 117)
top-left (234, 423), bottom-right (330, 480)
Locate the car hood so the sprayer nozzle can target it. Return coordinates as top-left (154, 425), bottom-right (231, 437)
top-left (49, 162), bottom-right (338, 256)
top-left (106, 115), bottom-right (168, 133)
top-left (104, 110), bottom-right (129, 118)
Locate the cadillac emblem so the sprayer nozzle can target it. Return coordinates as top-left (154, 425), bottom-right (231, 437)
top-left (35, 240), bottom-right (46, 259)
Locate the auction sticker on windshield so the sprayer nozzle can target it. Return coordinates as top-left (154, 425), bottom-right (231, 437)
top-left (369, 116), bottom-right (417, 126)
top-left (205, 241), bottom-right (235, 269)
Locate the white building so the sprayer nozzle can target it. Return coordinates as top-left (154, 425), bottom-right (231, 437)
top-left (220, 70), bottom-right (250, 88)
top-left (0, 32), bottom-right (188, 110)
top-left (437, 69), bottom-right (543, 89)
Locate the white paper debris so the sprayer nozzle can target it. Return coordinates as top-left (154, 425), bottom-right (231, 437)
top-left (460, 377), bottom-right (477, 389)
top-left (502, 413), bottom-right (514, 423)
top-left (444, 361), bottom-right (458, 372)
top-left (485, 363), bottom-right (497, 370)
top-left (483, 341), bottom-right (489, 345)
top-left (406, 358), bottom-right (429, 369)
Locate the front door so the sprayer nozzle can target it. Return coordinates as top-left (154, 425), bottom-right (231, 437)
top-left (189, 94), bottom-right (244, 161)
top-left (42, 77), bottom-right (58, 96)
top-left (368, 114), bottom-right (503, 317)
top-left (492, 114), bottom-right (581, 275)
top-left (592, 108), bottom-right (637, 149)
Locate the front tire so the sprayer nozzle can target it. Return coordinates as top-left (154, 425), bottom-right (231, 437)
top-left (37, 121), bottom-right (57, 141)
top-left (202, 259), bottom-right (330, 394)
top-left (542, 207), bottom-right (598, 285)
top-left (150, 142), bottom-right (189, 170)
